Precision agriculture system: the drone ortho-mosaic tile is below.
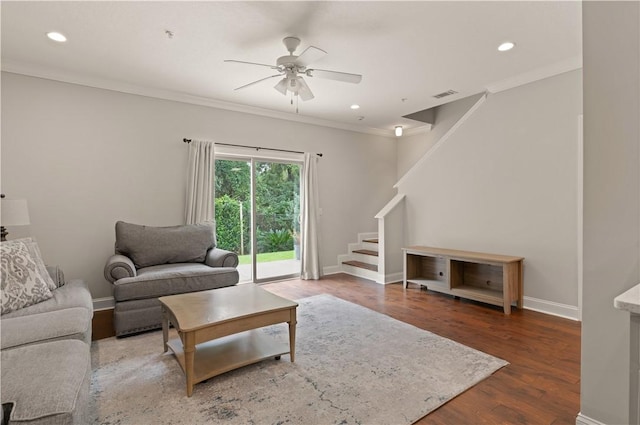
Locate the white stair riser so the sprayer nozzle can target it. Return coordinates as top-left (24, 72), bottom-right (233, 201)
top-left (360, 242), bottom-right (379, 252)
top-left (341, 263), bottom-right (379, 281)
top-left (337, 255), bottom-right (352, 266)
top-left (347, 243), bottom-right (362, 252)
top-left (358, 232), bottom-right (378, 243)
top-left (350, 252), bottom-right (379, 265)
top-left (348, 242), bottom-right (379, 256)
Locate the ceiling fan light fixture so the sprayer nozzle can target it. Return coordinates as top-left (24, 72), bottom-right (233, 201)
top-left (274, 78), bottom-right (288, 95)
top-left (296, 77), bottom-right (314, 101)
top-left (395, 126), bottom-right (403, 137)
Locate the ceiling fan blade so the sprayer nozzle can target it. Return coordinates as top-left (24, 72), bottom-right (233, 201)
top-left (224, 60), bottom-right (280, 70)
top-left (294, 46), bottom-right (327, 68)
top-left (274, 78), bottom-right (288, 95)
top-left (307, 68), bottom-right (362, 84)
top-left (234, 74), bottom-right (282, 91)
top-left (296, 77), bottom-right (314, 101)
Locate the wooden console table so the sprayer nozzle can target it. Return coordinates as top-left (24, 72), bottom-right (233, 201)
top-left (403, 246), bottom-right (524, 314)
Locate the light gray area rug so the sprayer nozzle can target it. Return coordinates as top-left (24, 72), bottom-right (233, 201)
top-left (91, 294), bottom-right (507, 424)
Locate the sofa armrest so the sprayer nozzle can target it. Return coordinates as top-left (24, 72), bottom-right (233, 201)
top-left (104, 254), bottom-right (136, 283)
top-left (205, 248), bottom-right (239, 268)
top-left (0, 308), bottom-right (91, 350)
top-left (46, 265), bottom-right (66, 288)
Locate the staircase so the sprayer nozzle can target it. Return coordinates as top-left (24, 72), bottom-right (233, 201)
top-left (338, 232), bottom-right (382, 282)
top-left (336, 94), bottom-right (488, 285)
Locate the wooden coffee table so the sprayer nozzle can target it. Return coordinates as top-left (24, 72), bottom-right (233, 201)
top-left (158, 284), bottom-right (298, 397)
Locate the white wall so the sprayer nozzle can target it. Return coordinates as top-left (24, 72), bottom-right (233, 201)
top-left (581, 2), bottom-right (640, 424)
top-left (1, 72), bottom-right (397, 299)
top-left (397, 69), bottom-right (583, 312)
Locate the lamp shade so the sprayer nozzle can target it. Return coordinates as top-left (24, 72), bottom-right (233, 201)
top-left (1, 199), bottom-right (30, 226)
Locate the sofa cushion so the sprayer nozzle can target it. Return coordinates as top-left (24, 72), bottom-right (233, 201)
top-left (115, 221), bottom-right (216, 268)
top-left (1, 339), bottom-right (90, 425)
top-left (0, 307), bottom-right (92, 350)
top-left (113, 263), bottom-right (238, 302)
top-left (1, 280), bottom-right (92, 319)
top-left (1, 240), bottom-right (54, 315)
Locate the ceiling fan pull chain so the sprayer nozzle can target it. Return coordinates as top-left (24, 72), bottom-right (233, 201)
top-left (296, 94), bottom-right (299, 114)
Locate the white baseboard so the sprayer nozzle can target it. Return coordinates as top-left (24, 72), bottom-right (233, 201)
top-left (576, 412), bottom-right (607, 425)
top-left (93, 296), bottom-right (115, 311)
top-left (523, 296), bottom-right (580, 321)
top-left (322, 265), bottom-right (341, 276)
top-left (383, 272), bottom-right (403, 284)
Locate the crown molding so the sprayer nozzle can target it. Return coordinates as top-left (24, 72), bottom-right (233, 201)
top-left (486, 55), bottom-right (582, 94)
top-left (3, 56), bottom-right (581, 139)
top-left (403, 124), bottom-right (433, 136)
top-left (1, 60), bottom-right (394, 138)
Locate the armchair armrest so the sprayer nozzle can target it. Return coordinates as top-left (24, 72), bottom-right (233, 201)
top-left (45, 265), bottom-right (65, 288)
top-left (205, 248), bottom-right (239, 268)
top-left (104, 254), bottom-right (136, 283)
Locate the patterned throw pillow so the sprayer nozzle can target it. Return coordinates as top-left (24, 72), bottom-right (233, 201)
top-left (6, 238), bottom-right (57, 291)
top-left (1, 239), bottom-right (54, 314)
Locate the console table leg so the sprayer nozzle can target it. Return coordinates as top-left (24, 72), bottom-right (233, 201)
top-left (503, 263), bottom-right (512, 314)
top-left (517, 262), bottom-right (524, 309)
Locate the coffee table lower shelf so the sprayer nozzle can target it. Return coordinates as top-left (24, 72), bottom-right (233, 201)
top-left (166, 329), bottom-right (290, 386)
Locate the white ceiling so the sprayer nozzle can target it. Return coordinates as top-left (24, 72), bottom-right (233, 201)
top-left (1, 1), bottom-right (582, 136)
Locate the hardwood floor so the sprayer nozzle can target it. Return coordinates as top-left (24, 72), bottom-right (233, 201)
top-left (263, 273), bottom-right (581, 425)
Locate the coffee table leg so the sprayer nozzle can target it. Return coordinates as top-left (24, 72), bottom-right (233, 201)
top-left (289, 308), bottom-right (297, 363)
top-left (184, 333), bottom-right (195, 397)
top-left (162, 307), bottom-right (169, 353)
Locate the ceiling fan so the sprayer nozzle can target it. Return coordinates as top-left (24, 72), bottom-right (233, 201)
top-left (224, 37), bottom-right (362, 103)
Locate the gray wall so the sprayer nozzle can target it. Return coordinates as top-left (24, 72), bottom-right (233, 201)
top-left (397, 70), bottom-right (583, 311)
top-left (581, 2), bottom-right (640, 423)
top-left (396, 94), bottom-right (484, 180)
top-left (1, 72), bottom-right (397, 299)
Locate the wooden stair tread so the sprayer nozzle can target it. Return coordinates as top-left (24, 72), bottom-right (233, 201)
top-left (353, 249), bottom-right (379, 257)
top-left (342, 260), bottom-right (378, 272)
top-left (362, 238), bottom-right (378, 244)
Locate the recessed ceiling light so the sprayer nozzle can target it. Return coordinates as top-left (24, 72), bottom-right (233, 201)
top-left (46, 32), bottom-right (67, 42)
top-left (498, 41), bottom-right (515, 52)
top-left (350, 104), bottom-right (360, 110)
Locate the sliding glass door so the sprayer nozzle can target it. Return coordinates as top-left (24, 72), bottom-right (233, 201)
top-left (254, 160), bottom-right (301, 281)
top-left (215, 156), bottom-right (301, 283)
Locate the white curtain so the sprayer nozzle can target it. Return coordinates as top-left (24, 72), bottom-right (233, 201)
top-left (185, 140), bottom-right (215, 224)
top-left (300, 152), bottom-right (321, 280)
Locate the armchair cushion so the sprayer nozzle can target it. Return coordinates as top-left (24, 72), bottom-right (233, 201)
top-left (113, 263), bottom-right (238, 302)
top-left (115, 221), bottom-right (216, 268)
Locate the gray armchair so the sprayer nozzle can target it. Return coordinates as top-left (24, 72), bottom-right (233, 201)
top-left (104, 221), bottom-right (239, 336)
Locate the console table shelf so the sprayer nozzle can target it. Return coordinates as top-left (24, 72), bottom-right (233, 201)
top-left (403, 246), bottom-right (524, 314)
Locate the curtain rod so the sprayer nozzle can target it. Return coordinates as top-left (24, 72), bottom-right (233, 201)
top-left (183, 138), bottom-right (322, 157)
